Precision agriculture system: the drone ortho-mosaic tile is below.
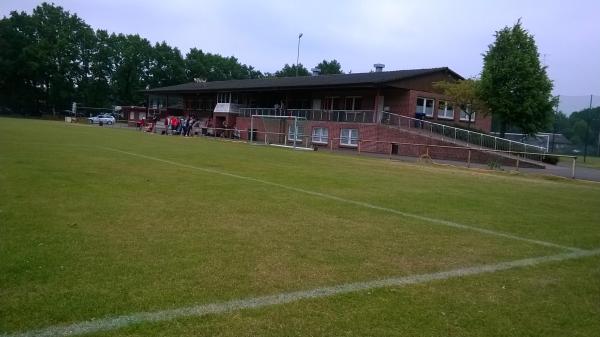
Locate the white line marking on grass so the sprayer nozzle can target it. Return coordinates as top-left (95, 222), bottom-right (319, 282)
top-left (99, 147), bottom-right (583, 252)
top-left (4, 249), bottom-right (599, 337)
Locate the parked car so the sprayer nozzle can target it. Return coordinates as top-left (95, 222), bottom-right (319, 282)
top-left (88, 114), bottom-right (116, 125)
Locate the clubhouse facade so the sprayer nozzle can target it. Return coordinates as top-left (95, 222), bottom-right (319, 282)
top-left (145, 67), bottom-right (489, 136)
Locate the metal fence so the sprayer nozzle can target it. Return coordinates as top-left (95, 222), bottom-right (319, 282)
top-left (239, 108), bottom-right (376, 123)
top-left (381, 111), bottom-right (547, 161)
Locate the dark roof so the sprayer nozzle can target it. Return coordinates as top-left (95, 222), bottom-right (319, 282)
top-left (145, 67), bottom-right (462, 94)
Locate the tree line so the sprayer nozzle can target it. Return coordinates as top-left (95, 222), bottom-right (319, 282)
top-left (0, 3), bottom-right (343, 114)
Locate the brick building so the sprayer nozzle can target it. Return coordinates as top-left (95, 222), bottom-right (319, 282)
top-left (145, 66), bottom-right (491, 147)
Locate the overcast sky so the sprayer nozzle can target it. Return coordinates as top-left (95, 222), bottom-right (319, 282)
top-left (2, 0), bottom-right (599, 110)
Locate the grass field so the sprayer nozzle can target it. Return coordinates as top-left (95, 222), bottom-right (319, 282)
top-left (577, 155), bottom-right (600, 169)
top-left (1, 117), bottom-right (599, 337)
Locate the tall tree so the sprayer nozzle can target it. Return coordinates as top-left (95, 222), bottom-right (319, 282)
top-left (315, 59), bottom-right (343, 75)
top-left (148, 41), bottom-right (186, 88)
top-left (275, 63), bottom-right (309, 77)
top-left (185, 48), bottom-right (262, 82)
top-left (31, 3), bottom-right (94, 113)
top-left (0, 10), bottom-right (40, 113)
top-left (433, 78), bottom-right (488, 130)
top-left (111, 33), bottom-right (153, 105)
top-left (480, 20), bottom-right (555, 136)
top-left (77, 29), bottom-right (116, 107)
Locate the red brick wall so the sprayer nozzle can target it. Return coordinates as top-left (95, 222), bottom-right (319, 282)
top-left (234, 117), bottom-right (537, 168)
top-left (409, 89), bottom-right (492, 132)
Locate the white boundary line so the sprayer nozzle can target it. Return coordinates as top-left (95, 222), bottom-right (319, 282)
top-left (99, 147), bottom-right (583, 252)
top-left (4, 248), bottom-right (599, 337)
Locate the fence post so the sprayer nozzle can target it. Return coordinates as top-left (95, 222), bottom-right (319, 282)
top-left (571, 157), bottom-right (576, 179)
top-left (358, 140), bottom-right (361, 154)
top-left (389, 143), bottom-right (392, 160)
top-left (467, 149), bottom-right (471, 168)
top-left (516, 157), bottom-right (520, 171)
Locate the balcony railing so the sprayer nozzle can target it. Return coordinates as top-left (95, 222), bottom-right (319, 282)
top-left (239, 108), bottom-right (376, 123)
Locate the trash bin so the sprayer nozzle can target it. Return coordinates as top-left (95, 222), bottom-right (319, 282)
top-left (391, 143), bottom-right (399, 155)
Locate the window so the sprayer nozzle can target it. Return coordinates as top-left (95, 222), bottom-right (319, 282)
top-left (287, 123), bottom-right (304, 141)
top-left (416, 97), bottom-right (435, 117)
top-left (460, 106), bottom-right (476, 122)
top-left (344, 96), bottom-right (362, 110)
top-left (217, 92), bottom-right (231, 103)
top-left (340, 128), bottom-right (359, 147)
top-left (312, 127), bottom-right (329, 144)
top-left (437, 101), bottom-right (454, 119)
top-left (322, 97), bottom-right (341, 110)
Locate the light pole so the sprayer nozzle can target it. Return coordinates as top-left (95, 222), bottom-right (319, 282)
top-left (296, 33), bottom-right (303, 76)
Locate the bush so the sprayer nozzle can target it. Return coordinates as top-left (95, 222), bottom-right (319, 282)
top-left (487, 160), bottom-right (502, 170)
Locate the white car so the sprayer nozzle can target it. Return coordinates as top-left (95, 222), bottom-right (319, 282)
top-left (88, 114), bottom-right (116, 125)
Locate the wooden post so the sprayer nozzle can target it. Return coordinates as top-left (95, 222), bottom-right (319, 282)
top-left (516, 157), bottom-right (520, 171)
top-left (389, 143), bottom-right (392, 160)
top-left (572, 157), bottom-right (576, 179)
top-left (358, 140), bottom-right (361, 154)
top-left (467, 149), bottom-right (471, 168)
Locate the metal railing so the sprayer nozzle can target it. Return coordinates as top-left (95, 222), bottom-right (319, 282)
top-left (380, 111), bottom-right (547, 159)
top-left (239, 108), bottom-right (376, 123)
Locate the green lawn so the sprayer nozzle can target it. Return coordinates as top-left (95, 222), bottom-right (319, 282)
top-left (577, 155), bottom-right (600, 169)
top-left (1, 118), bottom-right (599, 336)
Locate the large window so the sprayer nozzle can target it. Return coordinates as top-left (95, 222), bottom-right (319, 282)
top-left (416, 97), bottom-right (435, 117)
top-left (312, 127), bottom-right (329, 144)
top-left (287, 123), bottom-right (304, 141)
top-left (322, 97), bottom-right (341, 110)
top-left (437, 101), bottom-right (454, 119)
top-left (460, 106), bottom-right (476, 122)
top-left (344, 96), bottom-right (363, 110)
top-left (217, 92), bottom-right (230, 103)
top-left (340, 128), bottom-right (359, 147)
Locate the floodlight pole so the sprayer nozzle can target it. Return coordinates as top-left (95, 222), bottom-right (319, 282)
top-left (296, 33), bottom-right (303, 76)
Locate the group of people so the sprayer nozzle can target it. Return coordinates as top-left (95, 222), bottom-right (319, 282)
top-left (162, 115), bottom-right (197, 136)
top-left (140, 114), bottom-right (242, 139)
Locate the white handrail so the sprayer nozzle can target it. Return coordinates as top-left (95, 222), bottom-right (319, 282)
top-left (381, 111), bottom-right (547, 153)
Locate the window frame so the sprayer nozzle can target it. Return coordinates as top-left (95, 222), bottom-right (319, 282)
top-left (344, 96), bottom-right (362, 111)
top-left (416, 97), bottom-right (435, 117)
top-left (311, 127), bottom-right (329, 144)
top-left (287, 123), bottom-right (304, 142)
top-left (340, 128), bottom-right (359, 147)
top-left (217, 92), bottom-right (231, 104)
top-left (437, 100), bottom-right (454, 120)
top-left (460, 106), bottom-right (476, 122)
top-left (322, 96), bottom-right (341, 110)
